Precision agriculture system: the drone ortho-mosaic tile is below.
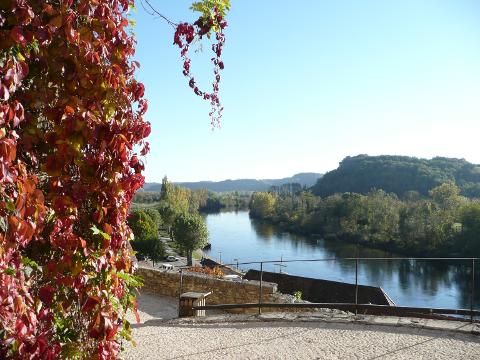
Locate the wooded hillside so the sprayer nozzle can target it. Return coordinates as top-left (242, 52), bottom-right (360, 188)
top-left (312, 155), bottom-right (480, 198)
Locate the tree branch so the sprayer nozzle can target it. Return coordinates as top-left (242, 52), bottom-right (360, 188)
top-left (140, 0), bottom-right (179, 28)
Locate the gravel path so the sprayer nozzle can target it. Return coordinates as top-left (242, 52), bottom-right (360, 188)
top-left (121, 292), bottom-right (480, 360)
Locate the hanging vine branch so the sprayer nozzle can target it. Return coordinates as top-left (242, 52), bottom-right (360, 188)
top-left (141, 0), bottom-right (231, 127)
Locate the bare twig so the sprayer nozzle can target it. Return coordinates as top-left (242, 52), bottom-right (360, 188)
top-left (140, 0), bottom-right (179, 28)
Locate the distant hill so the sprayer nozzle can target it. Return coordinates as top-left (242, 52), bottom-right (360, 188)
top-left (143, 173), bottom-right (323, 193)
top-left (311, 155), bottom-right (480, 198)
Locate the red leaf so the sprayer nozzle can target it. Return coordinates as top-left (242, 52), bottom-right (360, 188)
top-left (64, 105), bottom-right (75, 116)
top-left (79, 237), bottom-right (87, 248)
top-left (82, 296), bottom-right (100, 312)
top-left (102, 223), bottom-right (112, 235)
top-left (65, 24), bottom-right (78, 43)
top-left (15, 319), bottom-right (27, 337)
top-left (38, 286), bottom-right (55, 306)
top-left (132, 299), bottom-right (141, 324)
top-left (48, 15), bottom-right (62, 29)
top-left (0, 138), bottom-right (17, 162)
top-left (106, 324), bottom-right (118, 341)
top-left (16, 61), bottom-right (29, 82)
top-left (11, 26), bottom-right (27, 46)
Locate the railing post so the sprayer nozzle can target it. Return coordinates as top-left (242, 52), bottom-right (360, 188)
top-left (355, 257), bottom-right (359, 316)
top-left (179, 268), bottom-right (183, 299)
top-left (471, 259), bottom-right (475, 323)
top-left (259, 262), bottom-right (263, 315)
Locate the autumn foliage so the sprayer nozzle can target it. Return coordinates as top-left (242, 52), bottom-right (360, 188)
top-left (0, 0), bottom-right (231, 357)
top-left (0, 0), bottom-right (149, 358)
top-left (185, 266), bottom-right (224, 277)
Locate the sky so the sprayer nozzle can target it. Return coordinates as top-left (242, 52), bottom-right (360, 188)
top-left (132, 0), bottom-right (480, 183)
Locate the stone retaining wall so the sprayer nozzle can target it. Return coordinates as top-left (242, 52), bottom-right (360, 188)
top-left (137, 267), bottom-right (278, 313)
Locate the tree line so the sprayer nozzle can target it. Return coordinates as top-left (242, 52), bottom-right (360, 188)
top-left (129, 177), bottom-right (209, 266)
top-left (133, 187), bottom-right (250, 212)
top-left (249, 182), bottom-right (480, 257)
top-left (199, 191), bottom-right (250, 212)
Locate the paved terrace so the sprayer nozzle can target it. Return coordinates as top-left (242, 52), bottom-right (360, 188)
top-left (121, 291), bottom-right (480, 360)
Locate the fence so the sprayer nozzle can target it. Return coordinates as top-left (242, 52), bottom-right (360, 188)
top-left (182, 257), bottom-right (479, 323)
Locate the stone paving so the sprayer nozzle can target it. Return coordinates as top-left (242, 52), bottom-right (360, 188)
top-left (121, 291), bottom-right (480, 359)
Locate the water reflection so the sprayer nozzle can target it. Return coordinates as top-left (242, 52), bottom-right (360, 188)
top-left (250, 218), bottom-right (275, 240)
top-left (205, 211), bottom-right (480, 310)
top-left (453, 265), bottom-right (480, 309)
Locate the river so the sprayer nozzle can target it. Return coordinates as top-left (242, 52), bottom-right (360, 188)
top-left (203, 211), bottom-right (479, 310)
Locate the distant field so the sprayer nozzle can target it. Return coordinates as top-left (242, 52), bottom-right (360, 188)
top-left (130, 202), bottom-right (160, 210)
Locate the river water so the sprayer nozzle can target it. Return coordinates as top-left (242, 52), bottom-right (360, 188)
top-left (203, 211), bottom-right (479, 310)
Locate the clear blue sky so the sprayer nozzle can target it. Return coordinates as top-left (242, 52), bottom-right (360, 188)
top-left (133, 0), bottom-right (480, 182)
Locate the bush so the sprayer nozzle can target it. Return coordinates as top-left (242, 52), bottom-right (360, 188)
top-left (128, 210), bottom-right (158, 243)
top-left (185, 266), bottom-right (224, 277)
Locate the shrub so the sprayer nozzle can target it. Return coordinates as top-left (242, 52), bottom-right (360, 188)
top-left (185, 266), bottom-right (224, 277)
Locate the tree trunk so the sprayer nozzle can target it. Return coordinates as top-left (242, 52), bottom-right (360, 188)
top-left (187, 250), bottom-right (193, 266)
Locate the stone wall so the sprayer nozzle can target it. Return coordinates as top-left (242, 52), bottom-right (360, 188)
top-left (137, 267), bottom-right (278, 313)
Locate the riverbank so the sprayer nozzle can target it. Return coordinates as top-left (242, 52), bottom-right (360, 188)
top-left (249, 213), bottom-right (465, 258)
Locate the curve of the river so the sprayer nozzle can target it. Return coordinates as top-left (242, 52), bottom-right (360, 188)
top-left (203, 211), bottom-right (480, 311)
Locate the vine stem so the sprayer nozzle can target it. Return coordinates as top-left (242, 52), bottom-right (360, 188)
top-left (140, 0), bottom-right (179, 28)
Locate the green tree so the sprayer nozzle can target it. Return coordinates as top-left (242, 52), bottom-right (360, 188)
top-left (128, 210), bottom-right (159, 260)
top-left (189, 188), bottom-right (209, 212)
top-left (159, 176), bottom-right (192, 214)
top-left (128, 210), bottom-right (158, 243)
top-left (249, 192), bottom-right (277, 219)
top-left (144, 208), bottom-right (162, 227)
top-left (458, 203), bottom-right (480, 255)
top-left (364, 190), bottom-right (401, 243)
top-left (429, 182), bottom-right (462, 211)
top-left (173, 186), bottom-right (193, 213)
top-left (160, 176), bottom-right (174, 202)
top-left (143, 238), bottom-right (166, 267)
top-left (157, 201), bottom-right (179, 236)
top-left (172, 213), bottom-right (209, 266)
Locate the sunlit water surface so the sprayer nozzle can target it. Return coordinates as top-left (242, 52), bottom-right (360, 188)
top-left (204, 211), bottom-right (479, 310)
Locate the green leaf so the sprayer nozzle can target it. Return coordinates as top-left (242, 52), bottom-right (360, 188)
top-left (116, 271), bottom-right (143, 288)
top-left (22, 257), bottom-right (40, 270)
top-left (5, 200), bottom-right (15, 212)
top-left (191, 0), bottom-right (231, 19)
top-left (3, 268), bottom-right (16, 276)
top-left (119, 319), bottom-right (135, 344)
top-left (22, 257), bottom-right (41, 277)
top-left (90, 225), bottom-right (111, 240)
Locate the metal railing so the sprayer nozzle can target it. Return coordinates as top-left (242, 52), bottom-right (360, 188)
top-left (179, 257), bottom-right (479, 323)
